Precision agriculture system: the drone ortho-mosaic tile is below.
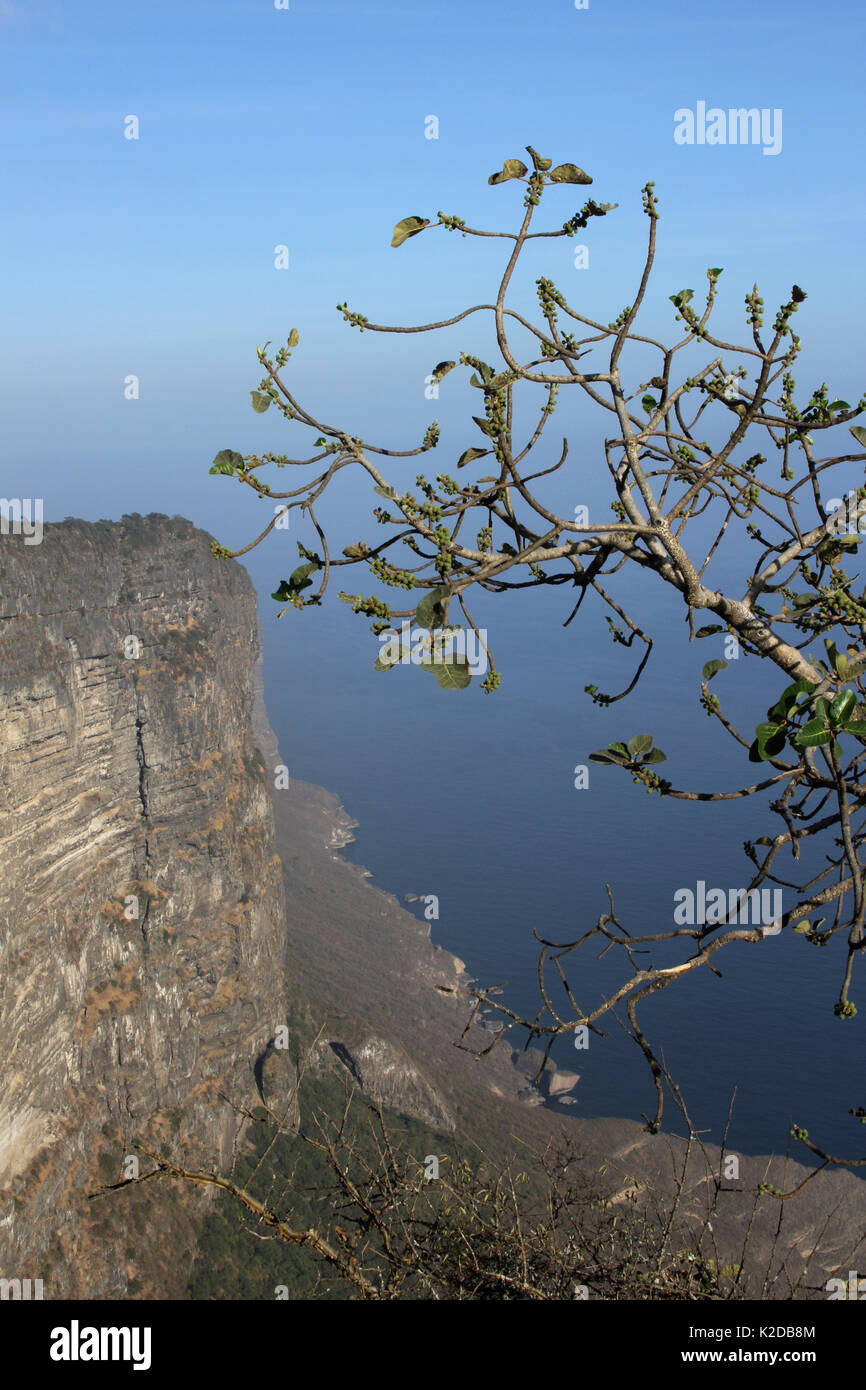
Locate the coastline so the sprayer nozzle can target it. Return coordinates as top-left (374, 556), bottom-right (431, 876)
top-left (249, 631), bottom-right (866, 1293)
top-left (251, 637), bottom-right (537, 1097)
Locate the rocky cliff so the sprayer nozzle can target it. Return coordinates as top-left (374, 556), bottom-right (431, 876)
top-left (0, 514), bottom-right (289, 1297)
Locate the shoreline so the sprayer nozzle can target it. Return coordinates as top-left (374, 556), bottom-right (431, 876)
top-left (250, 627), bottom-right (866, 1293)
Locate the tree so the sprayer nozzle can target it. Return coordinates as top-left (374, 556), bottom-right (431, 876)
top-left (209, 145), bottom-right (866, 1178)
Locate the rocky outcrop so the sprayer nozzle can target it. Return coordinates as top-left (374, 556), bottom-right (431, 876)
top-left (544, 1067), bottom-right (581, 1100)
top-left (0, 515), bottom-right (289, 1297)
top-left (328, 1034), bottom-right (455, 1133)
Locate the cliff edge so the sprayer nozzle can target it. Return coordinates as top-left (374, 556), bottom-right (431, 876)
top-left (0, 514), bottom-right (288, 1297)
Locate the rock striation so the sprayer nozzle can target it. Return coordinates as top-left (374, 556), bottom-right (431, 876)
top-left (0, 514), bottom-right (289, 1297)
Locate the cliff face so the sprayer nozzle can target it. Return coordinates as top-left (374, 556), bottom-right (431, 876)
top-left (0, 515), bottom-right (288, 1297)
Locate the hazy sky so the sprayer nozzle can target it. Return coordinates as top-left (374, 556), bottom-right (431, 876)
top-left (2, 0), bottom-right (864, 557)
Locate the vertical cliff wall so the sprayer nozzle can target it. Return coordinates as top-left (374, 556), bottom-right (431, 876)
top-left (0, 514), bottom-right (288, 1297)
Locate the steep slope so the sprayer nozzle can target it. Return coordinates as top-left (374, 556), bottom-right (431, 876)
top-left (0, 514), bottom-right (288, 1297)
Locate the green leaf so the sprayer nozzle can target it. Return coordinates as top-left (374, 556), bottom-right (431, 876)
top-left (421, 654), bottom-right (472, 689)
top-left (549, 163), bottom-right (593, 185)
top-left (472, 415), bottom-right (498, 438)
top-left (670, 289), bottom-right (694, 307)
top-left (457, 447), bottom-right (489, 468)
top-left (374, 484), bottom-right (397, 499)
top-left (589, 742), bottom-right (632, 765)
top-left (415, 586), bottom-right (448, 629)
top-left (792, 920), bottom-right (811, 934)
top-left (431, 361), bottom-right (456, 383)
top-left (812, 696), bottom-right (830, 723)
top-left (391, 215), bottom-right (430, 248)
top-left (708, 268), bottom-right (724, 278)
top-left (754, 721), bottom-right (783, 743)
top-left (342, 544), bottom-right (368, 559)
top-left (627, 734), bottom-right (653, 758)
top-left (702, 659), bottom-right (728, 682)
top-left (794, 717), bottom-right (833, 749)
top-left (468, 373), bottom-right (485, 389)
top-left (525, 146), bottom-right (553, 172)
top-left (790, 593), bottom-right (818, 608)
top-left (695, 624), bottom-right (725, 638)
top-left (828, 400), bottom-right (850, 413)
top-left (641, 395), bottom-right (657, 413)
top-left (767, 680), bottom-right (814, 722)
top-left (271, 560), bottom-right (321, 601)
top-left (488, 158), bottom-right (528, 185)
top-left (642, 747), bottom-right (668, 764)
top-left (291, 560), bottom-right (320, 586)
top-left (374, 644), bottom-right (406, 671)
top-left (753, 721), bottom-right (787, 758)
top-left (849, 425), bottom-right (866, 448)
top-left (210, 449), bottom-right (245, 476)
top-left (754, 721), bottom-right (781, 740)
top-left (830, 689), bottom-right (856, 724)
top-left (250, 391), bottom-right (271, 413)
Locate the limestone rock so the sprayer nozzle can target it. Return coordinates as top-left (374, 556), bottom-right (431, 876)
top-left (0, 515), bottom-right (289, 1298)
top-left (327, 1034), bottom-right (455, 1133)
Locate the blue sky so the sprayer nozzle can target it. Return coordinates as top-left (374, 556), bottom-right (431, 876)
top-left (1, 0), bottom-right (864, 555)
